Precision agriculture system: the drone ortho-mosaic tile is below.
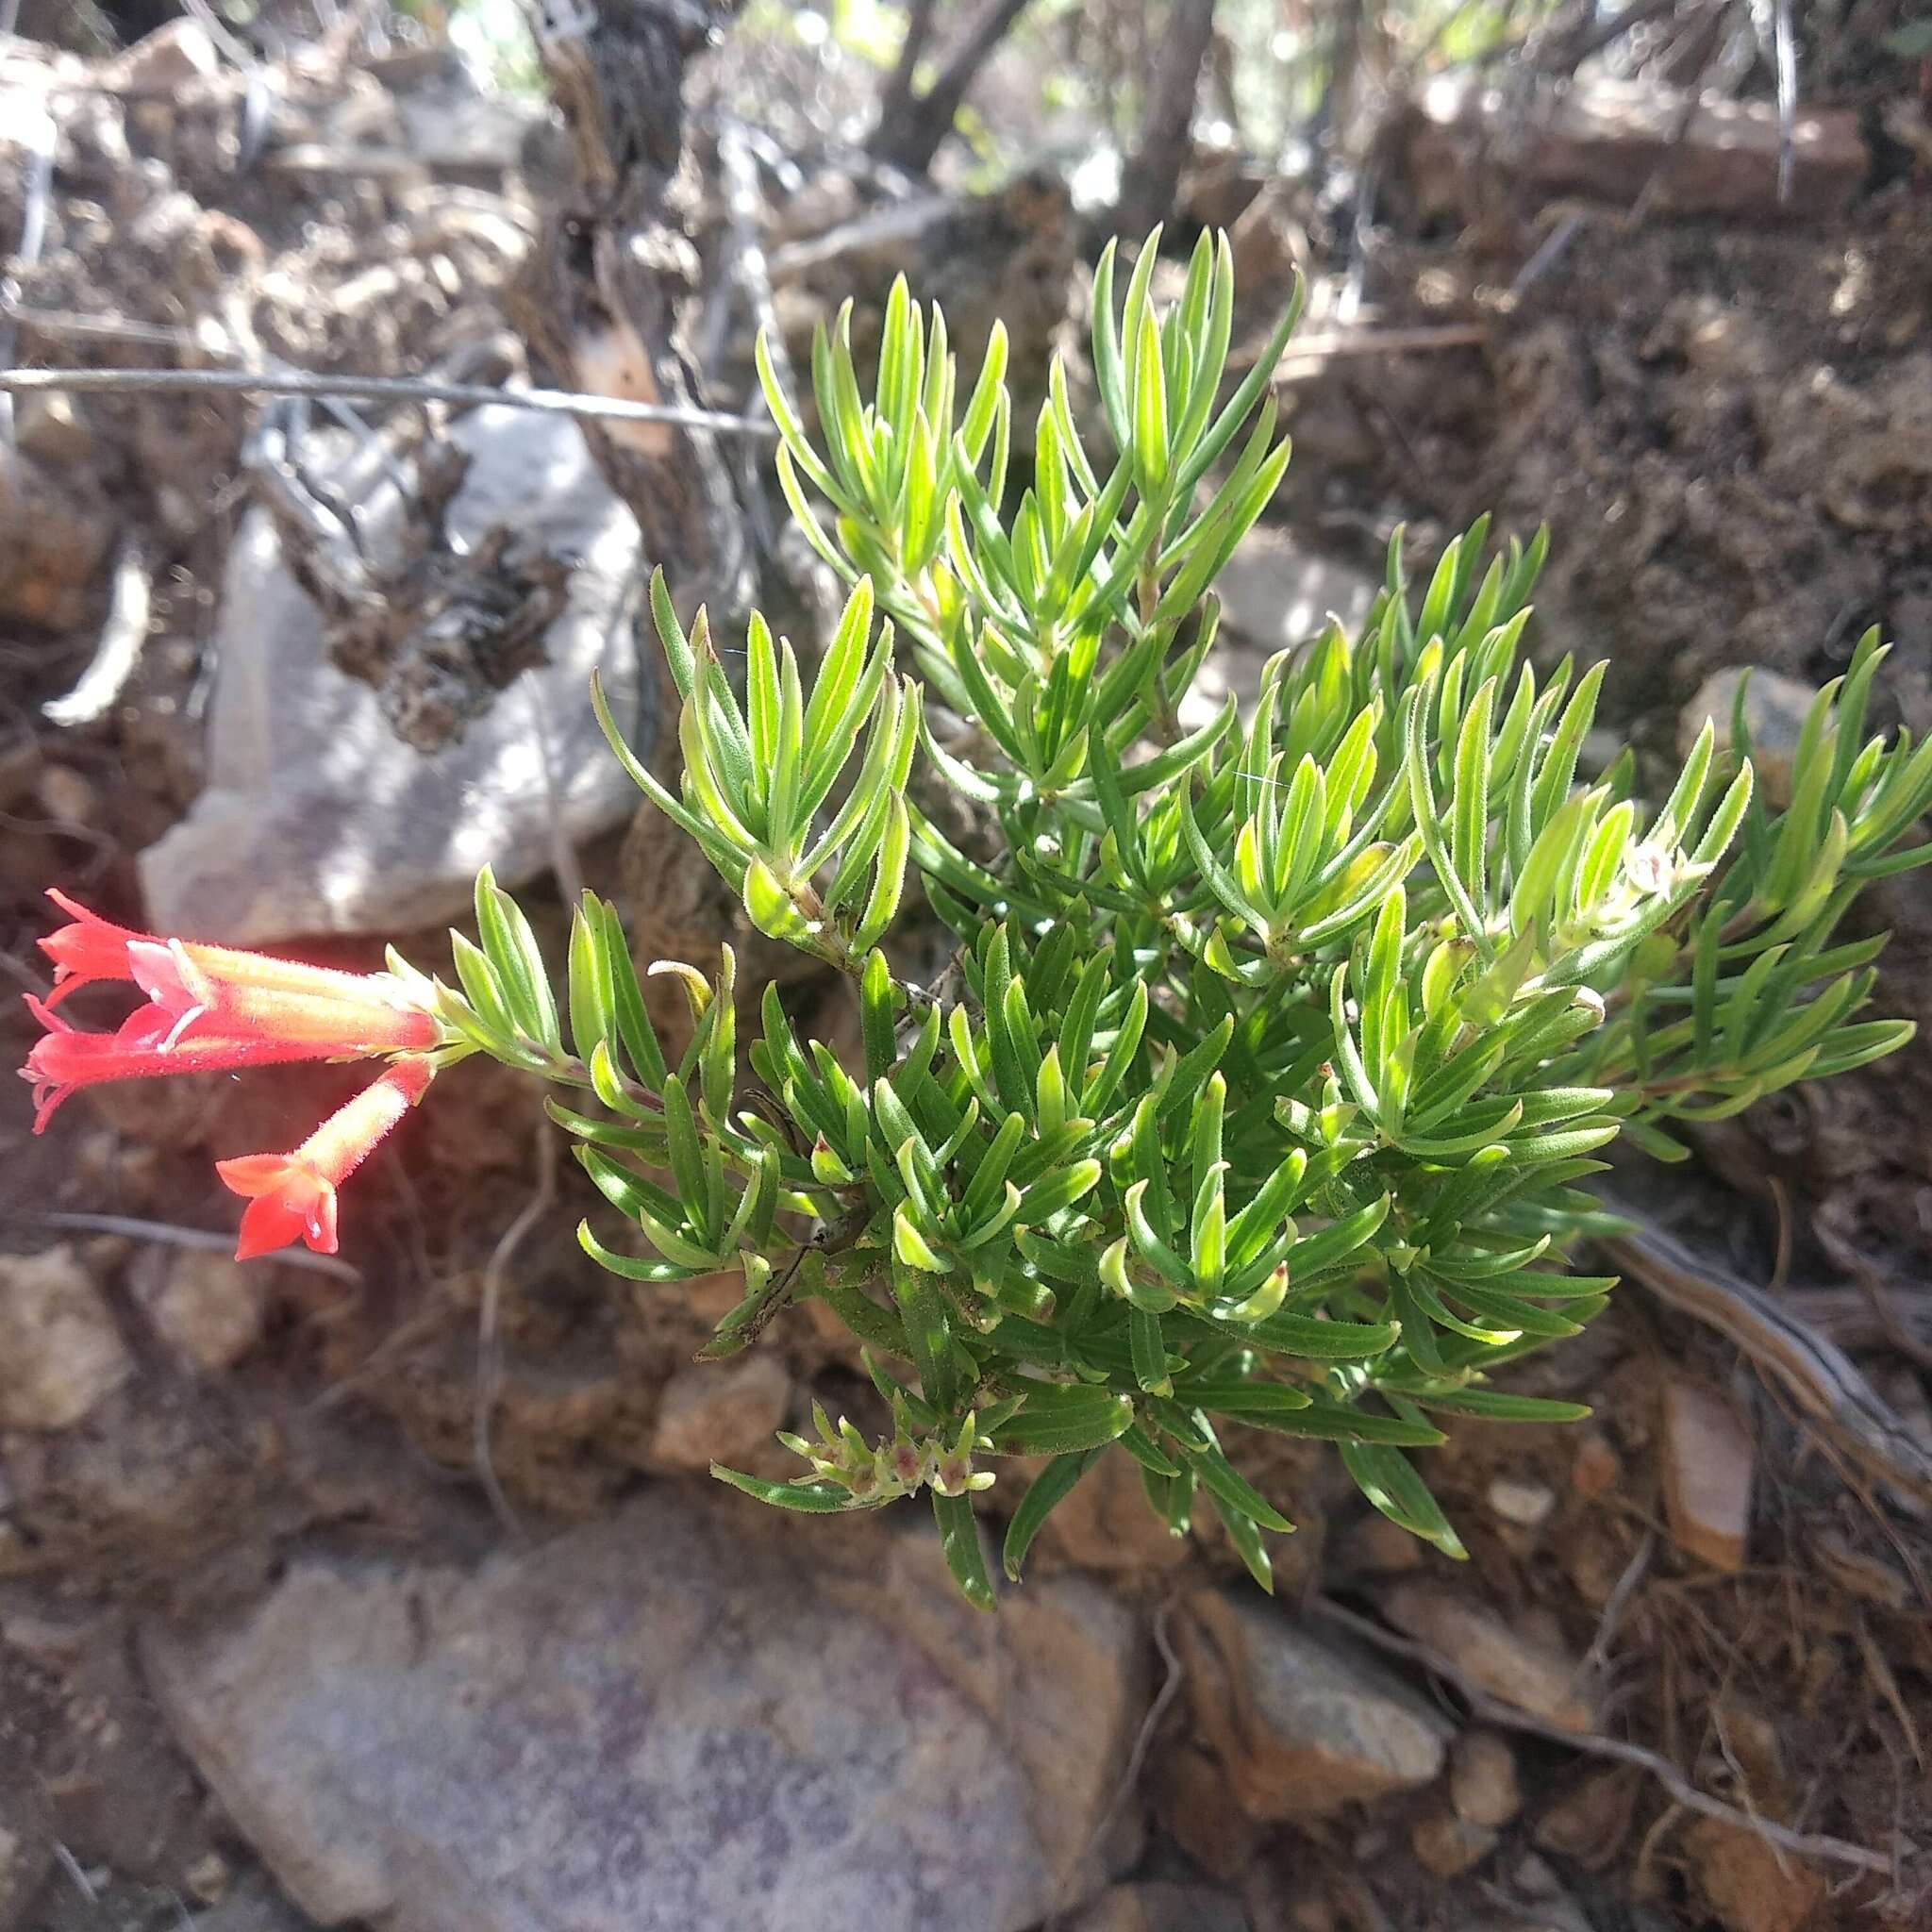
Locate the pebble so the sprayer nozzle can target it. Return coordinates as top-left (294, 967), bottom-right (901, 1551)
top-left (1449, 1730), bottom-right (1522, 1826)
top-left (1411, 1804), bottom-right (1498, 1877)
top-left (1382, 1582), bottom-right (1596, 1733)
top-left (1174, 1591), bottom-right (1453, 1822)
top-left (646, 1355), bottom-right (792, 1473)
top-left (1660, 1379), bottom-right (1755, 1572)
top-left (1486, 1476), bottom-right (1557, 1529)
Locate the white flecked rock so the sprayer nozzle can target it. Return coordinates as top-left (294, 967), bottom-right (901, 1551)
top-left (139, 407), bottom-right (649, 944)
top-left (143, 1490), bottom-right (1142, 1932)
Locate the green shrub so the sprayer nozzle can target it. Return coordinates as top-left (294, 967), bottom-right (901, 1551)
top-left (430, 231), bottom-right (1930, 1606)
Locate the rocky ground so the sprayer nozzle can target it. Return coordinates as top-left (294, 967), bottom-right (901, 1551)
top-left (3, 16), bottom-right (1932, 1932)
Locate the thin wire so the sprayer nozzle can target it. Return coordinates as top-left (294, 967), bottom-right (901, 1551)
top-left (0, 366), bottom-right (779, 440)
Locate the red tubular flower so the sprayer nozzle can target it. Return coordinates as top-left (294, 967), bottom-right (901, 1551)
top-left (20, 891), bottom-right (441, 1133)
top-left (21, 995), bottom-right (372, 1134)
top-left (217, 1058), bottom-right (434, 1258)
top-left (37, 891), bottom-right (145, 1008)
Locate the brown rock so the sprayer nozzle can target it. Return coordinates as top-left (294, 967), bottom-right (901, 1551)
top-left (1449, 1730), bottom-right (1521, 1827)
top-left (1175, 1591), bottom-right (1452, 1822)
top-left (815, 1517), bottom-right (1148, 1901)
top-left (1041, 1439), bottom-right (1191, 1574)
top-left (187, 1868), bottom-right (312, 1932)
top-left (1686, 1820), bottom-right (1824, 1932)
top-left (129, 1248), bottom-right (264, 1373)
top-left (647, 1356), bottom-right (791, 1473)
top-left (1382, 1583), bottom-right (1596, 1733)
top-left (1660, 1380), bottom-right (1755, 1572)
top-left (0, 1246), bottom-right (133, 1430)
top-left (1568, 1428), bottom-right (1622, 1499)
top-left (1411, 1803), bottom-right (1498, 1878)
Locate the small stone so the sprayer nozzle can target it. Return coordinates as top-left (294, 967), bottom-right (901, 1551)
top-left (101, 21), bottom-right (225, 92)
top-left (646, 1356), bottom-right (791, 1473)
top-left (0, 1246), bottom-right (133, 1430)
top-left (1330, 1507), bottom-right (1425, 1577)
top-left (1449, 1731), bottom-right (1521, 1827)
top-left (1486, 1476), bottom-right (1556, 1529)
top-left (1411, 1804), bottom-right (1498, 1877)
top-left (129, 1248), bottom-right (264, 1373)
top-left (1382, 1583), bottom-right (1596, 1733)
top-left (1533, 1765), bottom-right (1641, 1869)
top-left (184, 1849), bottom-right (232, 1904)
top-left (34, 763), bottom-right (99, 827)
top-left (14, 393), bottom-right (93, 468)
top-left (1569, 1428), bottom-right (1621, 1499)
top-left (1072, 1882), bottom-right (1248, 1932)
top-left (1661, 1380), bottom-right (1755, 1572)
top-left (1678, 667), bottom-right (1818, 809)
top-left (1174, 1591), bottom-right (1453, 1822)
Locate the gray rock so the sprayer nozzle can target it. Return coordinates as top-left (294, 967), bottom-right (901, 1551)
top-left (1174, 1590), bottom-right (1451, 1822)
top-left (1178, 532), bottom-right (1380, 730)
top-left (139, 407), bottom-right (649, 945)
top-left (0, 1245), bottom-right (132, 1431)
top-left (143, 1490), bottom-right (1141, 1932)
top-left (1677, 666), bottom-right (1818, 810)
